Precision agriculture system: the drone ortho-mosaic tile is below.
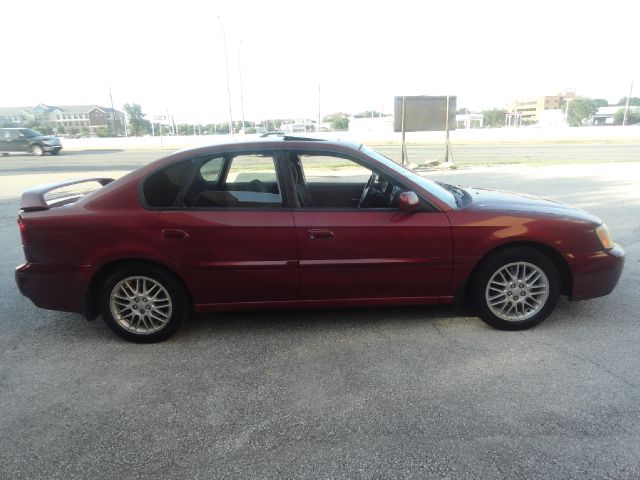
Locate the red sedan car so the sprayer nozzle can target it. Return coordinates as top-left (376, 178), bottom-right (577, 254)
top-left (15, 137), bottom-right (624, 342)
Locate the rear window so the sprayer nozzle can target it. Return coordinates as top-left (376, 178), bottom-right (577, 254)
top-left (143, 161), bottom-right (191, 207)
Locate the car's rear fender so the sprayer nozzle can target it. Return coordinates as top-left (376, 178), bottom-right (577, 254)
top-left (82, 258), bottom-right (194, 320)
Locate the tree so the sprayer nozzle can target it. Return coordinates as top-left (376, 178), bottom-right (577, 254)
top-left (354, 110), bottom-right (386, 118)
top-left (613, 108), bottom-right (640, 125)
top-left (323, 112), bottom-right (349, 131)
top-left (616, 97), bottom-right (640, 107)
top-left (177, 124), bottom-right (197, 136)
top-left (481, 109), bottom-right (507, 127)
top-left (95, 127), bottom-right (112, 138)
top-left (593, 99), bottom-right (609, 108)
top-left (123, 103), bottom-right (150, 136)
top-left (215, 123), bottom-right (229, 134)
top-left (567, 97), bottom-right (597, 126)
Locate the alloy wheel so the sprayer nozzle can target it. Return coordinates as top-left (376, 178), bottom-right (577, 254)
top-left (485, 261), bottom-right (549, 321)
top-left (109, 276), bottom-right (173, 334)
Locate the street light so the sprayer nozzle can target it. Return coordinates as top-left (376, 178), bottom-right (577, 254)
top-left (218, 16), bottom-right (234, 136)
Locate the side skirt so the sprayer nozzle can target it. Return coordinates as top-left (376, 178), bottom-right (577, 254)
top-left (194, 296), bottom-right (455, 314)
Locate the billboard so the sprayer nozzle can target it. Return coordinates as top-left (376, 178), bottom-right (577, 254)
top-left (393, 96), bottom-right (457, 132)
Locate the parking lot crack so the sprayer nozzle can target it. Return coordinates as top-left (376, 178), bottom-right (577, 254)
top-left (522, 334), bottom-right (639, 391)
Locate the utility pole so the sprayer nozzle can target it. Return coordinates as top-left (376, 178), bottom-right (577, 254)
top-left (218, 16), bottom-right (234, 136)
top-left (623, 81), bottom-right (634, 126)
top-left (317, 84), bottom-right (321, 132)
top-left (109, 87), bottom-right (118, 136)
top-left (401, 96), bottom-right (408, 166)
top-left (238, 40), bottom-right (246, 134)
top-left (444, 95), bottom-right (452, 164)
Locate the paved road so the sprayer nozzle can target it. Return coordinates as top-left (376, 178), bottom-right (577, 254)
top-left (1, 148), bottom-right (639, 479)
top-left (1, 142), bottom-right (640, 176)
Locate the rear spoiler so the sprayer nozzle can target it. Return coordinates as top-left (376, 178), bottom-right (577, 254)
top-left (20, 177), bottom-right (114, 212)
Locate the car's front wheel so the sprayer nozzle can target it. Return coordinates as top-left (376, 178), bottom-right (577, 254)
top-left (100, 264), bottom-right (188, 342)
top-left (31, 144), bottom-right (44, 156)
top-left (471, 247), bottom-right (561, 330)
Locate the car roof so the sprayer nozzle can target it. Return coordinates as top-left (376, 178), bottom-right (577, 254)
top-left (170, 136), bottom-right (363, 156)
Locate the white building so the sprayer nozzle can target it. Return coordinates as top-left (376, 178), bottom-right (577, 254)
top-left (591, 106), bottom-right (639, 126)
top-left (348, 116), bottom-right (394, 134)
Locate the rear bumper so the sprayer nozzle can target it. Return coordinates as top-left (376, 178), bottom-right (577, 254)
top-left (15, 262), bottom-right (90, 313)
top-left (567, 244), bottom-right (625, 301)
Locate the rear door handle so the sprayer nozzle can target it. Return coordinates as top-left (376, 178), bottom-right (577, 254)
top-left (162, 228), bottom-right (190, 240)
top-left (308, 228), bottom-right (334, 240)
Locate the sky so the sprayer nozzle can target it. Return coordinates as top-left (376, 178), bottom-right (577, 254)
top-left (1, 0), bottom-right (638, 124)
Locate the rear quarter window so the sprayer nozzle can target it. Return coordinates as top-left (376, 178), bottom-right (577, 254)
top-left (143, 161), bottom-right (191, 207)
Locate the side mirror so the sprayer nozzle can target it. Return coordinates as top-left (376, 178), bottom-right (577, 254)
top-left (398, 191), bottom-right (419, 211)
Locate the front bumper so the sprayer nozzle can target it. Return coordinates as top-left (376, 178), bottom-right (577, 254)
top-left (15, 262), bottom-right (90, 313)
top-left (43, 145), bottom-right (62, 152)
top-left (566, 244), bottom-right (625, 301)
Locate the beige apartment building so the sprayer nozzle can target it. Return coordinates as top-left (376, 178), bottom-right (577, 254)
top-left (506, 90), bottom-right (576, 125)
top-left (0, 103), bottom-right (125, 134)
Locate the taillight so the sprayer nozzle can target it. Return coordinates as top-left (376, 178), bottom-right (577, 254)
top-left (17, 218), bottom-right (28, 246)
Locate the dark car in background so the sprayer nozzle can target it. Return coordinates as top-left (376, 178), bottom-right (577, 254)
top-left (0, 128), bottom-right (62, 156)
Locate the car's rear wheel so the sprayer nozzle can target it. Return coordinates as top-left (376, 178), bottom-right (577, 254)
top-left (470, 247), bottom-right (561, 330)
top-left (100, 264), bottom-right (188, 342)
top-left (31, 144), bottom-right (44, 156)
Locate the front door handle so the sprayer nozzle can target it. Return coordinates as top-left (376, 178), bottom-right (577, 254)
top-left (308, 228), bottom-right (334, 240)
top-left (162, 228), bottom-right (190, 240)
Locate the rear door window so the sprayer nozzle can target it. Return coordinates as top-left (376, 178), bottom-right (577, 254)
top-left (184, 153), bottom-right (283, 208)
top-left (199, 157), bottom-right (224, 182)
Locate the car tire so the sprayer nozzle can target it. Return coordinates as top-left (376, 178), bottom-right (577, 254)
top-left (31, 144), bottom-right (44, 156)
top-left (470, 247), bottom-right (561, 330)
top-left (100, 263), bottom-right (188, 343)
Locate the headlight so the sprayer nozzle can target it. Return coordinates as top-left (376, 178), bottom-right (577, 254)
top-left (595, 224), bottom-right (614, 250)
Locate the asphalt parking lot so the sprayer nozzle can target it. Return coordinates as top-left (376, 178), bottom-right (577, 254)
top-left (1, 146), bottom-right (639, 479)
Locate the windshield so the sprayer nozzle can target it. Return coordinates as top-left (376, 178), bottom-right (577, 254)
top-left (23, 129), bottom-right (42, 138)
top-left (361, 146), bottom-right (457, 209)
